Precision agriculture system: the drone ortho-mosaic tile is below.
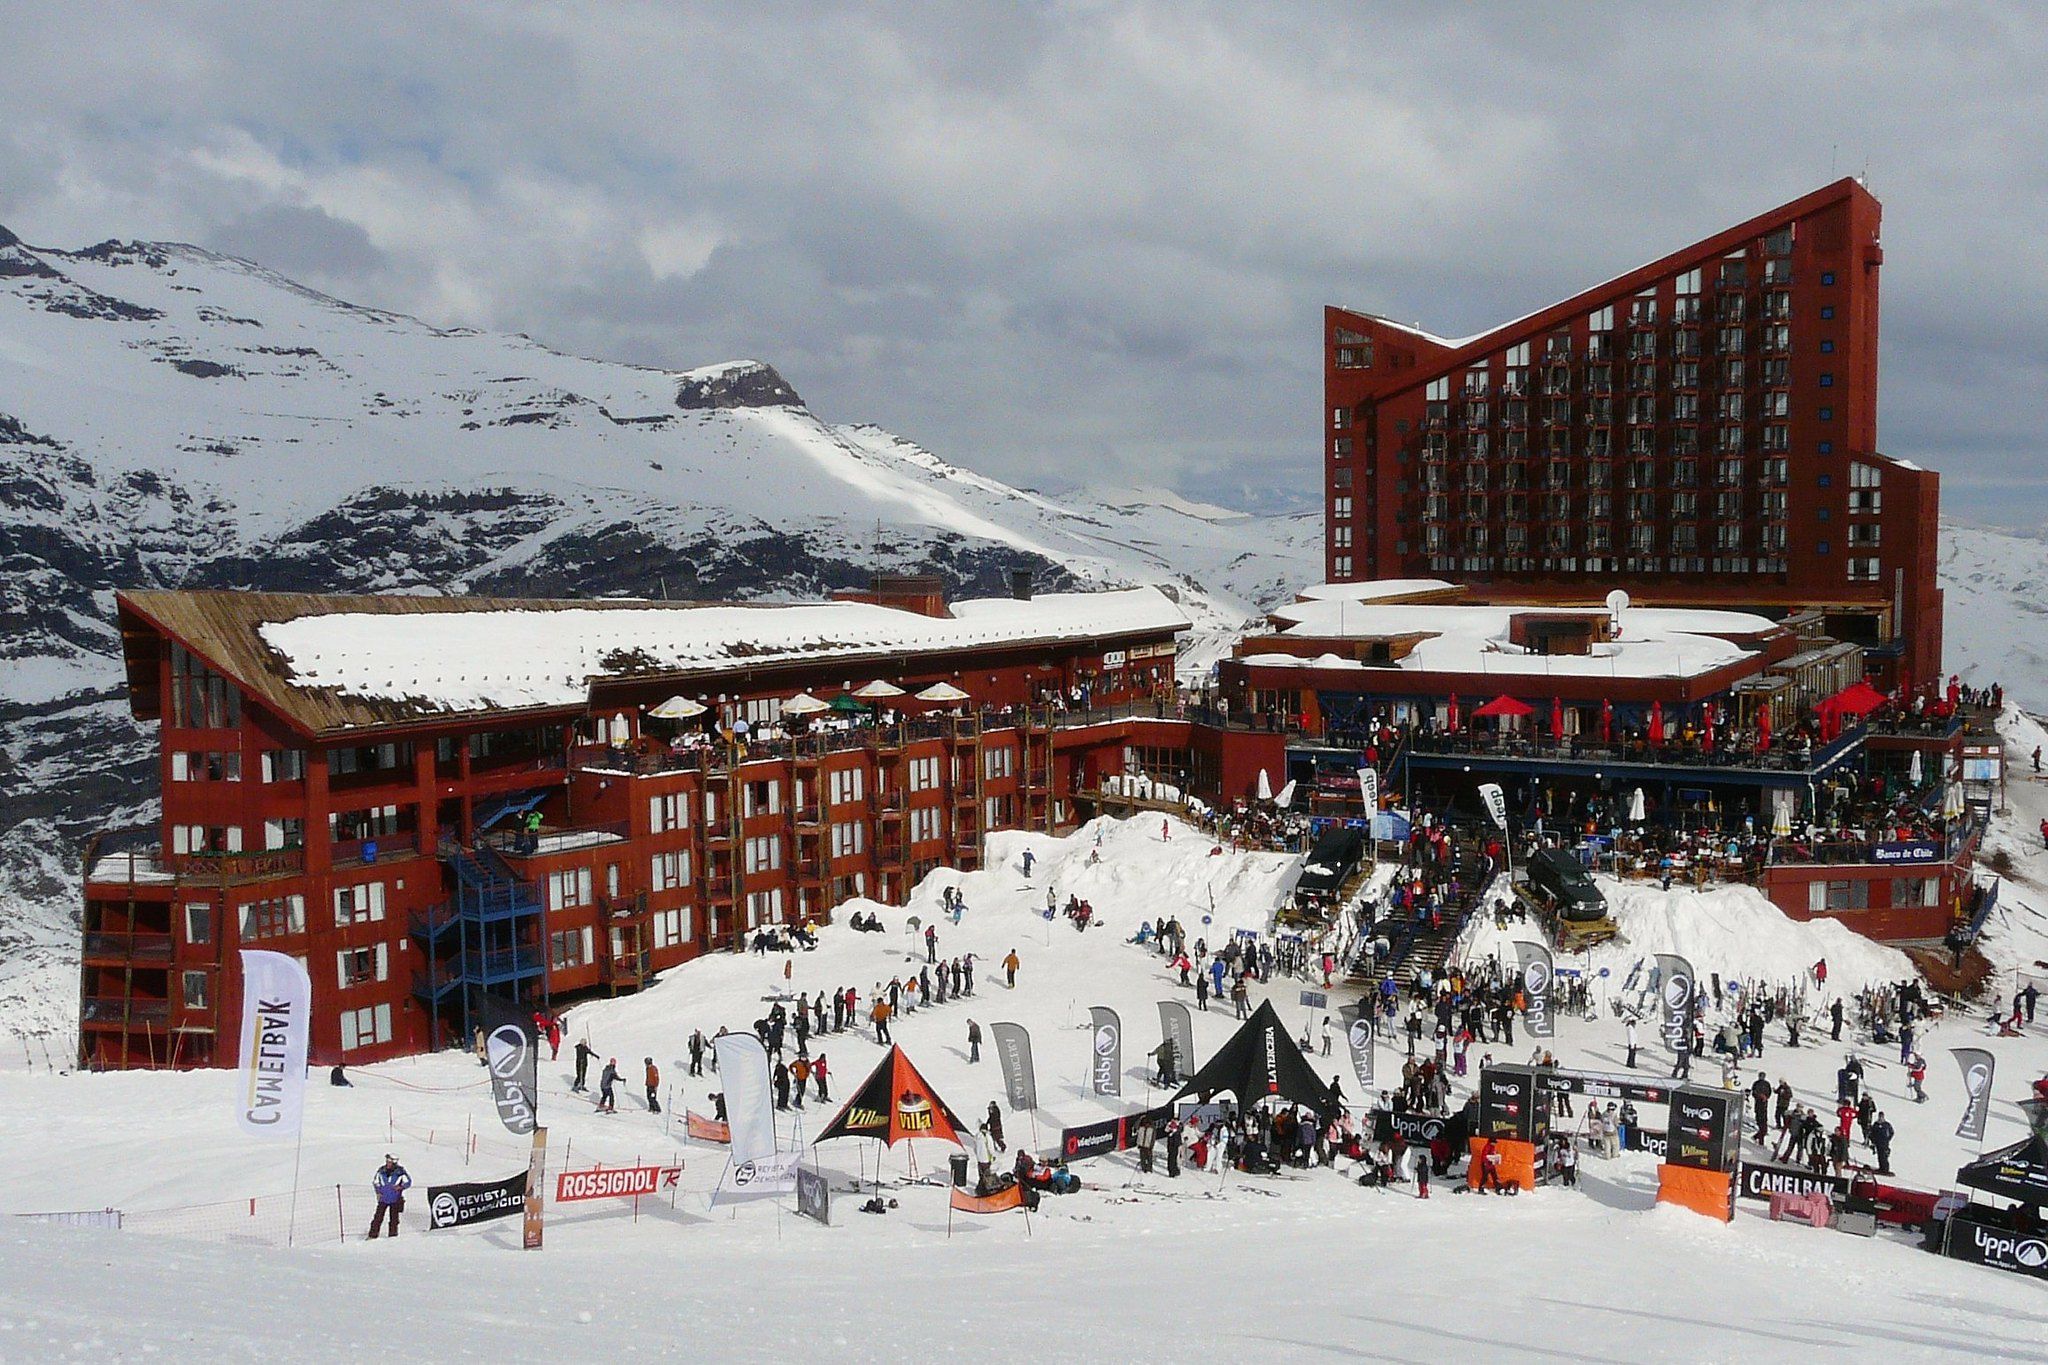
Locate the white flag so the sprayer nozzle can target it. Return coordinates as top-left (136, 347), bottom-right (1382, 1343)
top-left (1359, 768), bottom-right (1379, 815)
top-left (236, 949), bottom-right (311, 1138)
top-left (1478, 783), bottom-right (1508, 830)
top-left (712, 1032), bottom-right (777, 1166)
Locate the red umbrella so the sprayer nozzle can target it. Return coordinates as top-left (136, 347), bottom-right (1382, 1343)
top-left (1757, 705), bottom-right (1771, 752)
top-left (1703, 704), bottom-right (1716, 750)
top-left (1648, 700), bottom-right (1664, 746)
top-left (1551, 696), bottom-right (1564, 739)
top-left (1599, 698), bottom-right (1613, 743)
top-left (1446, 693), bottom-right (1461, 732)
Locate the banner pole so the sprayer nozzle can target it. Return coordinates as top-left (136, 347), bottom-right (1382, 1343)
top-left (285, 1122), bottom-right (305, 1248)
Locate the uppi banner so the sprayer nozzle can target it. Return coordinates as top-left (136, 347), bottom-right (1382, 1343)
top-left (1088, 1007), bottom-right (1122, 1097)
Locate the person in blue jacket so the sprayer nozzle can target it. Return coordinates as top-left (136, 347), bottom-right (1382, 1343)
top-left (1209, 955), bottom-right (1228, 998)
top-left (369, 1154), bottom-right (410, 1239)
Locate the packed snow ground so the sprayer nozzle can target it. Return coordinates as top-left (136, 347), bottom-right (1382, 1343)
top-left (5, 814), bottom-right (2048, 1359)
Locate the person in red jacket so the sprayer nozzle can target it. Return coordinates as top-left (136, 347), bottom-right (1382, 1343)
top-left (811, 1053), bottom-right (829, 1102)
top-left (1477, 1137), bottom-right (1503, 1194)
top-left (1836, 1100), bottom-right (1856, 1140)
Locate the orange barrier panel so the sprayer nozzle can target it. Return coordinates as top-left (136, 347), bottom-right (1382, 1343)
top-left (1657, 1164), bottom-right (1734, 1222)
top-left (1466, 1137), bottom-right (1537, 1192)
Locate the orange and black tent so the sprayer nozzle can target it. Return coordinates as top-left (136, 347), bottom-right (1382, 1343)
top-left (815, 1045), bottom-right (969, 1148)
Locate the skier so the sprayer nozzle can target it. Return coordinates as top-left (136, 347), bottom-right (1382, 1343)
top-left (573, 1038), bottom-right (596, 1092)
top-left (1021, 848), bottom-right (1035, 878)
top-left (871, 995), bottom-right (892, 1045)
top-left (1003, 949), bottom-right (1021, 988)
top-left (1749, 1073), bottom-right (1771, 1142)
top-left (925, 924), bottom-right (938, 964)
top-left (1624, 1016), bottom-right (1638, 1070)
top-left (967, 1018), bottom-right (982, 1063)
top-left (368, 1154), bottom-right (410, 1239)
top-left (773, 1061), bottom-right (791, 1110)
top-left (688, 1030), bottom-right (706, 1077)
top-left (812, 1053), bottom-right (829, 1102)
top-left (596, 1058), bottom-right (620, 1113)
top-left (1907, 1053), bottom-right (1927, 1103)
top-left (644, 1057), bottom-right (661, 1113)
top-left (1165, 1118), bottom-right (1183, 1178)
top-left (1870, 1111), bottom-right (1895, 1176)
top-left (1136, 1113), bottom-right (1157, 1174)
top-left (1477, 1137), bottom-right (1504, 1194)
top-left (986, 1101), bottom-right (1006, 1151)
top-left (1829, 998), bottom-right (1844, 1042)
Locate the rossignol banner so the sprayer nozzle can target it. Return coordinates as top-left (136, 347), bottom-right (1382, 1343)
top-left (1654, 954), bottom-right (1695, 1052)
top-left (1514, 941), bottom-right (1554, 1040)
top-left (713, 1031), bottom-right (777, 1165)
top-left (1157, 1001), bottom-right (1195, 1079)
top-left (1736, 1161), bottom-right (1850, 1204)
top-left (991, 1022), bottom-right (1038, 1111)
top-left (1088, 1007), bottom-right (1123, 1097)
top-left (427, 1171), bottom-right (528, 1229)
top-left (236, 949), bottom-right (311, 1138)
top-left (1341, 1005), bottom-right (1374, 1091)
top-left (1477, 782), bottom-right (1508, 830)
top-left (709, 1151), bottom-right (802, 1207)
top-left (480, 996), bottom-right (538, 1135)
top-left (1953, 1048), bottom-right (1996, 1143)
top-left (1358, 767), bottom-right (1379, 816)
top-left (555, 1165), bottom-right (681, 1202)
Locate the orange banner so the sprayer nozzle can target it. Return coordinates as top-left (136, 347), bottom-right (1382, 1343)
top-left (686, 1112), bottom-right (731, 1144)
top-left (949, 1184), bottom-right (1025, 1215)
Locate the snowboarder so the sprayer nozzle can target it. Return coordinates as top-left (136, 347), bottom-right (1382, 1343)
top-left (1021, 848), bottom-right (1034, 878)
top-left (369, 1154), bottom-right (410, 1239)
top-left (644, 1057), bottom-right (660, 1113)
top-left (572, 1038), bottom-right (596, 1092)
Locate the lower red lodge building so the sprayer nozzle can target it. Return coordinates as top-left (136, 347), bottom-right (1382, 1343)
top-left (80, 578), bottom-right (1198, 1070)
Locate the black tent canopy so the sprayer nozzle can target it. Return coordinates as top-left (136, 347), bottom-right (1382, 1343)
top-left (1955, 1136), bottom-right (2048, 1206)
top-left (1170, 999), bottom-right (1336, 1113)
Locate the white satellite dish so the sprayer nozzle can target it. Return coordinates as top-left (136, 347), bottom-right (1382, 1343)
top-left (1605, 588), bottom-right (1629, 634)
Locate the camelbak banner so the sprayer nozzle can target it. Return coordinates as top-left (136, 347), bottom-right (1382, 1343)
top-left (1514, 941), bottom-right (1554, 1040)
top-left (1341, 1004), bottom-right (1374, 1090)
top-left (991, 1022), bottom-right (1038, 1111)
top-left (1088, 1007), bottom-right (1122, 1097)
top-left (480, 996), bottom-right (538, 1135)
top-left (1953, 1047), bottom-right (1996, 1143)
top-left (236, 949), bottom-right (311, 1138)
top-left (1157, 1001), bottom-right (1195, 1081)
top-left (1654, 954), bottom-right (1695, 1052)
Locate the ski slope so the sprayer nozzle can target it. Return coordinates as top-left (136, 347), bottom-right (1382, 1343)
top-left (3, 813), bottom-right (2048, 1359)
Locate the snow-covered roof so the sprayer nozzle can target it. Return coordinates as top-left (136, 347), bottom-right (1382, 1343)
top-left (1245, 600), bottom-right (1778, 682)
top-left (142, 587), bottom-right (1187, 731)
top-left (1292, 579), bottom-right (1461, 605)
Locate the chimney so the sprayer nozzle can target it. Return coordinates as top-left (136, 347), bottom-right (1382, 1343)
top-left (1010, 567), bottom-right (1034, 601)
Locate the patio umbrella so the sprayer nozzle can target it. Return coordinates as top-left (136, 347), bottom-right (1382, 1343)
top-left (1551, 696), bottom-right (1564, 739)
top-left (854, 679), bottom-right (906, 700)
top-left (781, 691), bottom-right (831, 718)
top-left (1628, 787), bottom-right (1647, 823)
top-left (1599, 698), bottom-right (1613, 743)
top-left (646, 695), bottom-right (707, 720)
top-left (914, 681), bottom-right (971, 704)
top-left (1703, 705), bottom-right (1715, 750)
top-left (1756, 705), bottom-right (1771, 752)
top-left (608, 711), bottom-right (631, 746)
top-left (1909, 749), bottom-right (1923, 785)
top-left (1471, 694), bottom-right (1532, 719)
top-left (1256, 768), bottom-right (1273, 802)
top-left (1446, 693), bottom-right (1461, 732)
top-left (1274, 779), bottom-right (1297, 810)
top-left (1647, 701), bottom-right (1664, 747)
top-left (828, 692), bottom-right (872, 715)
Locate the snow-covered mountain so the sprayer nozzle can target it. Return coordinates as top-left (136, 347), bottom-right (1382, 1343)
top-left (1938, 520), bottom-right (2048, 708)
top-left (0, 224), bottom-right (1320, 1038)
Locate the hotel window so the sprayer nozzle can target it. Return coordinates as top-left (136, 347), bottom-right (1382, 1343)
top-left (829, 768), bottom-right (866, 805)
top-left (1715, 523), bottom-right (1743, 550)
top-left (337, 943), bottom-right (388, 989)
top-left (651, 849), bottom-right (691, 891)
top-left (831, 822), bottom-right (865, 859)
top-left (1628, 524), bottom-right (1656, 552)
top-left (182, 970), bottom-right (209, 1010)
top-left (547, 868), bottom-right (592, 910)
top-left (745, 888), bottom-right (784, 930)
top-left (260, 749), bottom-right (305, 783)
top-left (1820, 306), bottom-right (1835, 319)
top-left (341, 1004), bottom-right (392, 1053)
top-left (1332, 407), bottom-right (1349, 429)
top-left (910, 807), bottom-right (943, 843)
top-left (745, 835), bottom-right (782, 874)
top-left (1849, 557), bottom-right (1882, 582)
top-left (1849, 488), bottom-right (1882, 515)
top-left (1587, 525), bottom-right (1612, 552)
top-left (262, 817), bottom-right (304, 851)
top-left (1588, 493), bottom-right (1612, 520)
top-left (743, 779), bottom-right (781, 817)
top-left (982, 746), bottom-right (1014, 780)
top-left (1333, 525), bottom-right (1352, 549)
top-left (183, 903), bottom-right (213, 945)
top-left (1332, 496), bottom-right (1352, 519)
top-left (1719, 327), bottom-right (1744, 354)
top-left (1333, 555), bottom-right (1352, 578)
top-left (1716, 492), bottom-right (1742, 519)
top-left (648, 792), bottom-right (689, 834)
top-left (1334, 342), bottom-right (1371, 369)
top-left (1848, 523), bottom-right (1881, 546)
top-left (549, 927), bottom-right (592, 970)
top-left (333, 882), bottom-right (386, 927)
top-left (1332, 437), bottom-right (1352, 457)
top-left (1671, 524), bottom-right (1697, 553)
top-left (653, 907), bottom-right (689, 949)
top-left (1819, 373), bottom-right (1834, 387)
top-left (240, 894), bottom-right (306, 941)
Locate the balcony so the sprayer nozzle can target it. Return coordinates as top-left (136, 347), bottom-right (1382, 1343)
top-left (81, 996), bottom-right (170, 1026)
top-left (792, 804), bottom-right (823, 828)
top-left (179, 848), bottom-right (306, 881)
top-left (332, 831), bottom-right (419, 869)
top-left (82, 932), bottom-right (174, 964)
top-left (86, 848), bottom-right (174, 887)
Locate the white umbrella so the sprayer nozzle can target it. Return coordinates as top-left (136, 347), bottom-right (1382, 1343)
top-left (1628, 787), bottom-right (1647, 823)
top-left (608, 712), bottom-right (631, 746)
top-left (914, 681), bottom-right (970, 704)
top-left (646, 695), bottom-right (707, 720)
top-left (1274, 779), bottom-right (1297, 810)
top-left (1942, 782), bottom-right (1963, 819)
top-left (1256, 769), bottom-right (1273, 802)
top-left (781, 692), bottom-right (830, 718)
top-left (854, 679), bottom-right (906, 700)
top-left (1771, 788), bottom-right (1795, 837)
top-left (1908, 750), bottom-right (1923, 785)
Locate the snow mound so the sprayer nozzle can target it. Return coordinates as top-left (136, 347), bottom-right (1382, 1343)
top-left (1456, 876), bottom-right (1915, 1004)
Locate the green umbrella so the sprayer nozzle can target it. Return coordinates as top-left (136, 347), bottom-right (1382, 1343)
top-left (829, 692), bottom-right (872, 714)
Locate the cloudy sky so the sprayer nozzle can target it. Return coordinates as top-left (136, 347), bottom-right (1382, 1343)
top-left (3, 2), bottom-right (2043, 520)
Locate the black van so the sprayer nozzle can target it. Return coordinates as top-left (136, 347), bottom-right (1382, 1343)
top-left (1524, 848), bottom-right (1618, 946)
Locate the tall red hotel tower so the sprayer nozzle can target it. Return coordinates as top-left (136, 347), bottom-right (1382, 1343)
top-left (1323, 178), bottom-right (1940, 690)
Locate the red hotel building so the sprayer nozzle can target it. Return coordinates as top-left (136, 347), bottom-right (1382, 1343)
top-left (79, 580), bottom-right (1224, 1070)
top-left (1324, 178), bottom-right (1941, 691)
